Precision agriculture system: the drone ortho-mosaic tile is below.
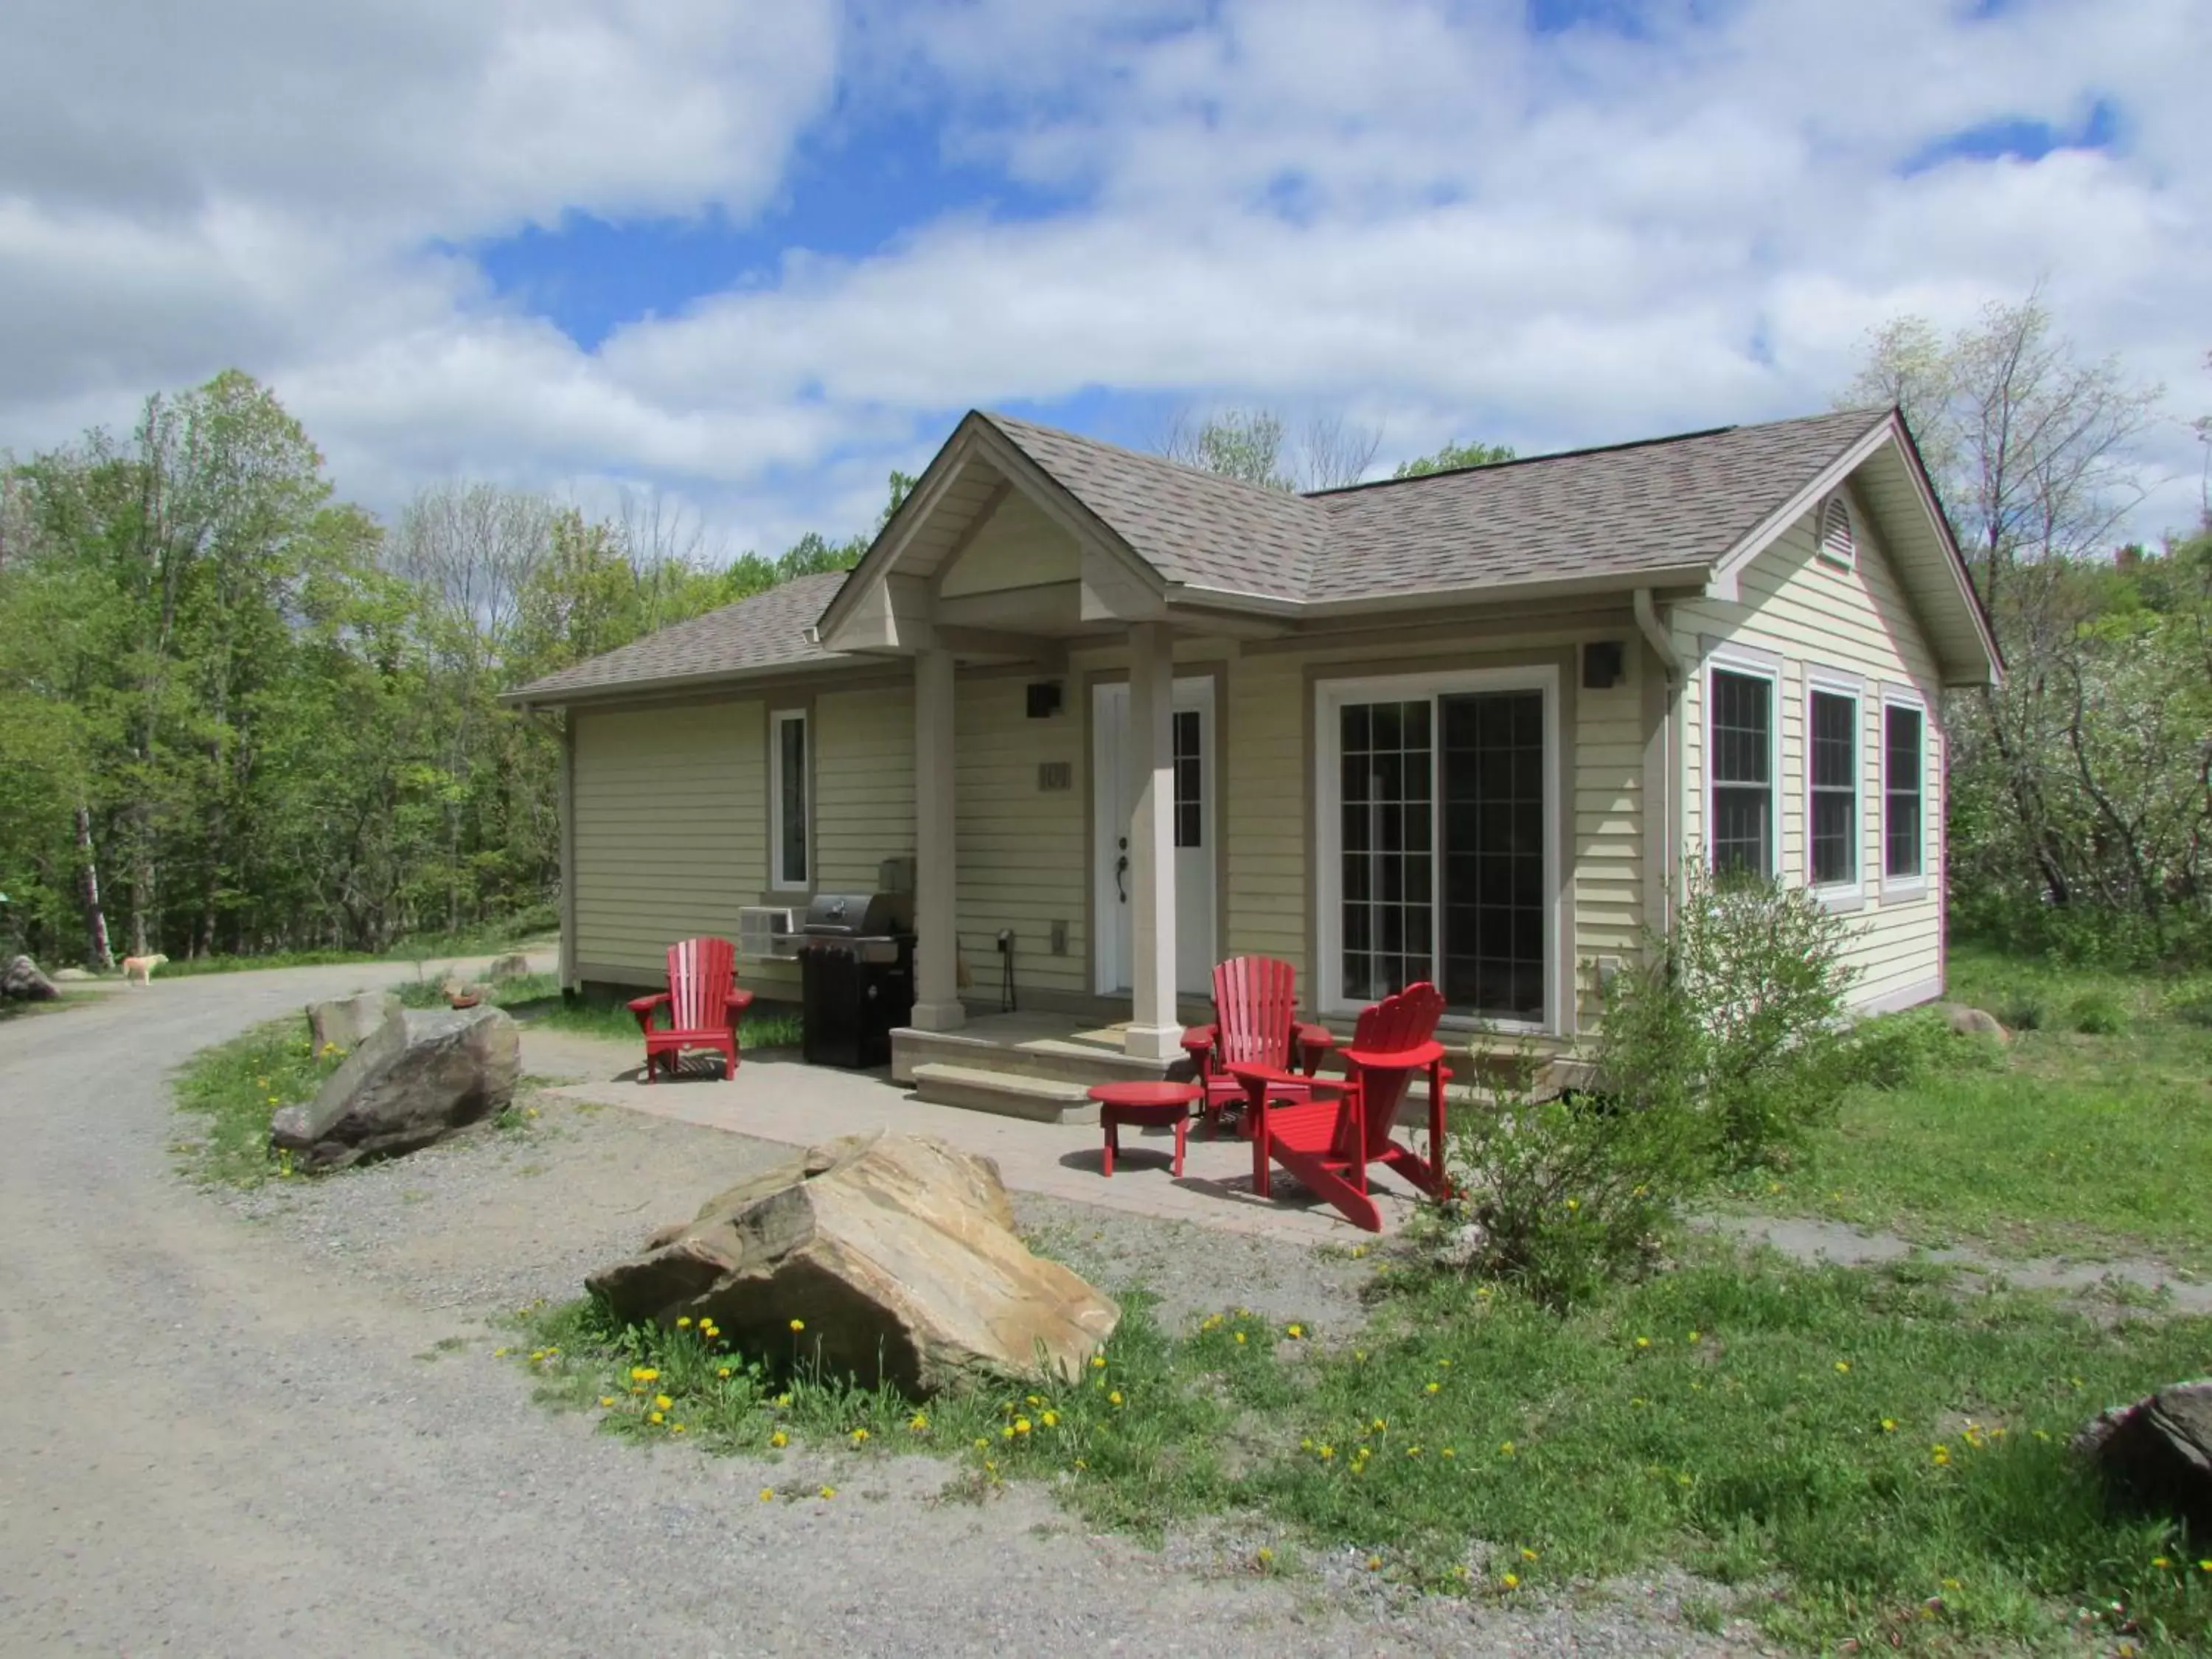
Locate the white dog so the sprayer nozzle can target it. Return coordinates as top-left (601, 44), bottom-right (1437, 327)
top-left (120, 952), bottom-right (169, 985)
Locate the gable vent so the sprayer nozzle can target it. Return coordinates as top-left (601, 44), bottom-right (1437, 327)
top-left (1819, 495), bottom-right (1856, 569)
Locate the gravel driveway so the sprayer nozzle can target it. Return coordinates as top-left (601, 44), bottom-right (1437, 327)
top-left (0, 964), bottom-right (1738, 1657)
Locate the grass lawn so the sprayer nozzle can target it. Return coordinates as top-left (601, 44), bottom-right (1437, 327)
top-left (399, 970), bottom-right (804, 1051)
top-left (524, 1242), bottom-right (2212, 1653)
top-left (1732, 947), bottom-right (2212, 1271)
top-left (172, 1018), bottom-right (349, 1186)
top-left (0, 989), bottom-right (95, 1022)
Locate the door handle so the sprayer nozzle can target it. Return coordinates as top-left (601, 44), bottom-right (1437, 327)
top-left (1115, 855), bottom-right (1128, 902)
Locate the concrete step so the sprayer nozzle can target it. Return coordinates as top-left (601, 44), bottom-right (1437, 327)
top-left (910, 1062), bottom-right (1102, 1125)
top-left (891, 1026), bottom-right (1171, 1088)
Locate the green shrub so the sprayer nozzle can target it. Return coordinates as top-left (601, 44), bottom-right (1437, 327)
top-left (2066, 989), bottom-right (2128, 1035)
top-left (1422, 1041), bottom-right (1702, 1310)
top-left (1841, 1008), bottom-right (1964, 1091)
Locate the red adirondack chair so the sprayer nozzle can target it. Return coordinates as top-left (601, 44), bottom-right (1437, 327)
top-left (1179, 956), bottom-right (1335, 1133)
top-left (626, 936), bottom-right (754, 1082)
top-left (1236, 981), bottom-right (1451, 1233)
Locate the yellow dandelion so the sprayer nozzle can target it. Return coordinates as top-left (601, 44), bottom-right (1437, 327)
top-left (818, 1485), bottom-right (835, 1499)
top-left (1425, 1381), bottom-right (1440, 1394)
top-left (598, 1396), bottom-right (616, 1408)
top-left (1286, 1324), bottom-right (1304, 1338)
top-left (1001, 1425), bottom-right (1015, 1439)
top-left (1499, 1441), bottom-right (1515, 1456)
top-left (1501, 1572), bottom-right (1520, 1590)
top-left (908, 1413), bottom-right (930, 1431)
top-left (774, 1393), bottom-right (791, 1408)
top-left (1108, 1391), bottom-right (1124, 1407)
top-left (1881, 1419), bottom-right (1896, 1432)
top-left (1013, 1418), bottom-right (1032, 1436)
top-left (2152, 1557), bottom-right (2171, 1569)
top-left (654, 1394), bottom-right (672, 1410)
top-left (769, 1430), bottom-right (788, 1448)
top-left (717, 1367), bottom-right (732, 1380)
top-left (850, 1427), bottom-right (870, 1445)
top-left (1318, 1445), bottom-right (1335, 1460)
top-left (1366, 1555), bottom-right (1383, 1572)
top-left (1441, 1447), bottom-right (1455, 1458)
top-left (1089, 1354), bottom-right (1107, 1369)
top-left (493, 1347), bottom-right (511, 1357)
top-left (1234, 1332), bottom-right (1248, 1345)
top-left (1834, 1360), bottom-right (1850, 1373)
top-left (759, 1487), bottom-right (774, 1502)
top-left (1635, 1336), bottom-right (1650, 1349)
top-left (648, 1411), bottom-right (664, 1425)
top-left (632, 1367), bottom-right (658, 1383)
top-left (1256, 1547), bottom-right (1274, 1567)
top-left (1371, 1417), bottom-right (1387, 1431)
top-left (1041, 1411), bottom-right (1058, 1427)
top-left (676, 1316), bottom-right (692, 1329)
top-left (671, 1424), bottom-right (686, 1435)
top-left (789, 1318), bottom-right (804, 1332)
top-left (1687, 1330), bottom-right (1700, 1343)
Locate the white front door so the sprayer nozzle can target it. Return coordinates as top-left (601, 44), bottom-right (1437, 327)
top-left (1093, 678), bottom-right (1216, 996)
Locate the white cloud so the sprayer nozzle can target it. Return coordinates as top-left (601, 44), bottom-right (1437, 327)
top-left (1, 0), bottom-right (2207, 549)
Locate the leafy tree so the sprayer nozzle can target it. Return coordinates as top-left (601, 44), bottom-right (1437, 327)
top-left (1160, 410), bottom-right (1381, 491)
top-left (1844, 296), bottom-right (2208, 960)
top-left (1393, 439), bottom-right (1517, 478)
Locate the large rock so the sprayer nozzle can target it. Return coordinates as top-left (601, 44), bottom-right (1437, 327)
top-left (53, 967), bottom-right (94, 982)
top-left (1, 955), bottom-right (59, 1001)
top-left (305, 990), bottom-right (401, 1054)
top-left (485, 953), bottom-right (532, 982)
top-left (2073, 1379), bottom-right (2212, 1528)
top-left (271, 1005), bottom-right (520, 1171)
top-left (588, 1132), bottom-right (1120, 1395)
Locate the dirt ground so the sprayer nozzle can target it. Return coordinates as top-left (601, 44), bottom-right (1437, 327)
top-left (0, 962), bottom-right (1743, 1658)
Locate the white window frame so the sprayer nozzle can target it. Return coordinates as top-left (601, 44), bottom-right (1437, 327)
top-left (1817, 493), bottom-right (1857, 571)
top-left (768, 708), bottom-right (810, 891)
top-left (1803, 669), bottom-right (1865, 905)
top-left (1879, 690), bottom-right (1930, 901)
top-left (1312, 664), bottom-right (1562, 1034)
top-left (1705, 653), bottom-right (1783, 880)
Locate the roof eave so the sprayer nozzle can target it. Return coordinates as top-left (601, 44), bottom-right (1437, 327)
top-left (499, 652), bottom-right (855, 710)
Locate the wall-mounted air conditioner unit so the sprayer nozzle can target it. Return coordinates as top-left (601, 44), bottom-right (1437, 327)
top-left (737, 906), bottom-right (797, 960)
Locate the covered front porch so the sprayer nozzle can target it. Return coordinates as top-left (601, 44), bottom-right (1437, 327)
top-left (814, 414), bottom-right (1284, 1065)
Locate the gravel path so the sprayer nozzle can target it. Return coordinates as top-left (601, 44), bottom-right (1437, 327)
top-left (0, 964), bottom-right (1745, 1657)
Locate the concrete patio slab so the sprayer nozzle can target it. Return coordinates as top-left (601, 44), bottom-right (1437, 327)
top-left (523, 1029), bottom-right (1425, 1243)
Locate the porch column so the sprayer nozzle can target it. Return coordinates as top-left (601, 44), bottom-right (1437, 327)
top-left (1124, 622), bottom-right (1179, 1060)
top-left (911, 646), bottom-right (964, 1030)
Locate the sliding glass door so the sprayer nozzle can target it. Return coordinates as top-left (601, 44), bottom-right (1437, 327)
top-left (1325, 673), bottom-right (1554, 1026)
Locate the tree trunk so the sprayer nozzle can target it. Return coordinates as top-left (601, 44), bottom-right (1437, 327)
top-left (75, 802), bottom-right (114, 970)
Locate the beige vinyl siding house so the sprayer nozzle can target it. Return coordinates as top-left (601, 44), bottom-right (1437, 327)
top-left (512, 403), bottom-right (1999, 1063)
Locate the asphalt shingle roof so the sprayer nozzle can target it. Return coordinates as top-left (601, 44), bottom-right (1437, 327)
top-left (510, 568), bottom-right (848, 701)
top-left (983, 414), bottom-right (1329, 603)
top-left (510, 408), bottom-right (1899, 702)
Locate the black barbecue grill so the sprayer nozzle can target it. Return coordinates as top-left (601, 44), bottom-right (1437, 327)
top-left (786, 891), bottom-right (915, 1068)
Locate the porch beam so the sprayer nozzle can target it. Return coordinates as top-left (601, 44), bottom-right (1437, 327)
top-left (911, 647), bottom-right (963, 1030)
top-left (930, 626), bottom-right (1069, 672)
top-left (1123, 622), bottom-right (1180, 1059)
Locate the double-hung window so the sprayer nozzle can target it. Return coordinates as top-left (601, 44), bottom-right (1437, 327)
top-left (1708, 665), bottom-right (1776, 876)
top-left (1883, 701), bottom-right (1925, 885)
top-left (770, 709), bottom-right (810, 888)
top-left (1807, 685), bottom-right (1860, 889)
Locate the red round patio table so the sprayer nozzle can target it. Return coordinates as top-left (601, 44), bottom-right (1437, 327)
top-left (1089, 1080), bottom-right (1204, 1178)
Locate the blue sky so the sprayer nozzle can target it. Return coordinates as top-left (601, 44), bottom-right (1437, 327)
top-left (1, 0), bottom-right (2205, 554)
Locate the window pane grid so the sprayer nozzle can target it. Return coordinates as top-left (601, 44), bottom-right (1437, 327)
top-left (1339, 699), bottom-right (1432, 1004)
top-left (1885, 706), bottom-right (1924, 880)
top-left (1439, 690), bottom-right (1546, 1022)
top-left (1172, 709), bottom-right (1202, 849)
top-left (1709, 669), bottom-right (1773, 874)
top-left (1809, 689), bottom-right (1857, 886)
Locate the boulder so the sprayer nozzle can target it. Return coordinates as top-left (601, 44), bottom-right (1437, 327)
top-left (485, 953), bottom-right (532, 982)
top-left (1, 955), bottom-right (59, 1001)
top-left (305, 990), bottom-right (401, 1054)
top-left (1938, 1003), bottom-right (2011, 1043)
top-left (588, 1131), bottom-right (1120, 1395)
top-left (53, 967), bottom-right (94, 982)
top-left (2073, 1378), bottom-right (2212, 1529)
top-left (271, 1005), bottom-right (520, 1171)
